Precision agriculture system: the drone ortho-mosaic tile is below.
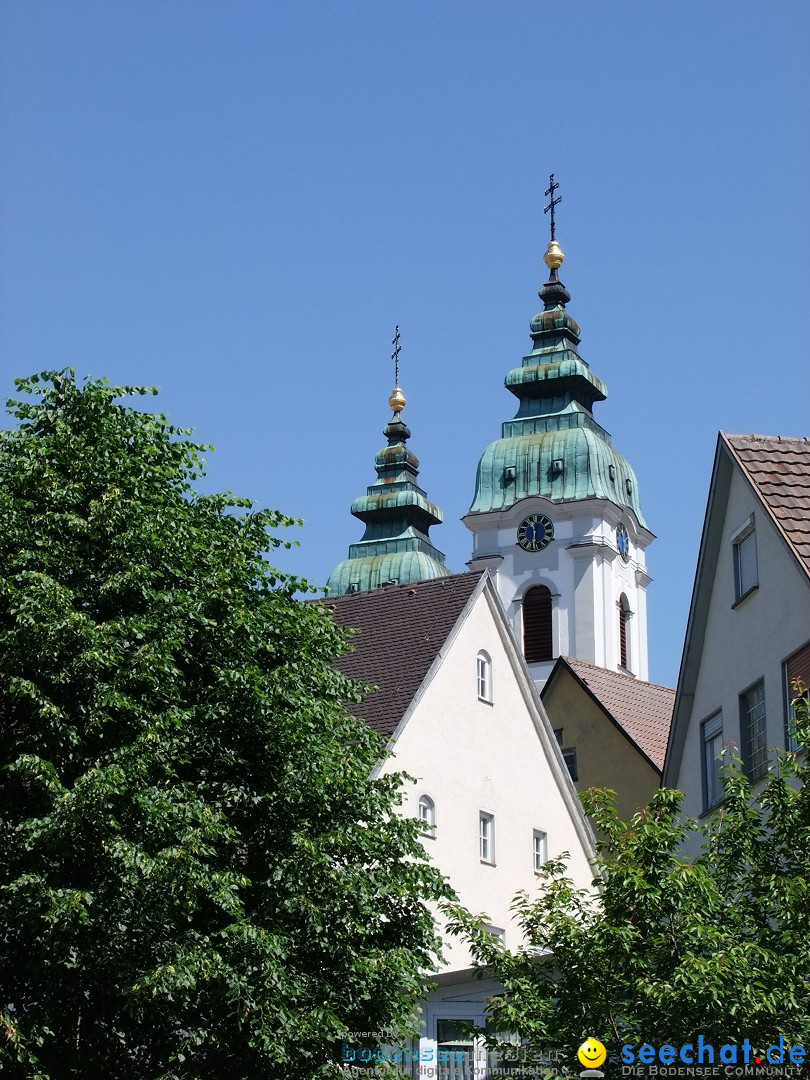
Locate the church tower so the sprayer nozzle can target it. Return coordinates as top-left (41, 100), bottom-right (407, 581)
top-left (464, 183), bottom-right (654, 685)
top-left (326, 335), bottom-right (450, 596)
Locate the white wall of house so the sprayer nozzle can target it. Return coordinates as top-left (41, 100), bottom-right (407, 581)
top-left (377, 584), bottom-right (594, 974)
top-left (673, 464), bottom-right (810, 834)
top-left (466, 496), bottom-right (652, 686)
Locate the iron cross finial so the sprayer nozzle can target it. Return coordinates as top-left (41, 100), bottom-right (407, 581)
top-left (544, 173), bottom-right (562, 242)
top-left (391, 325), bottom-right (402, 386)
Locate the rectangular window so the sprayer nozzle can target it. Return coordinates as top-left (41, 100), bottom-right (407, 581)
top-left (554, 728), bottom-right (579, 781)
top-left (784, 641), bottom-right (810, 752)
top-left (479, 812), bottom-right (495, 864)
top-left (533, 830), bottom-right (548, 871)
top-left (732, 516), bottom-right (758, 601)
top-left (740, 680), bottom-right (768, 781)
top-left (701, 712), bottom-right (724, 810)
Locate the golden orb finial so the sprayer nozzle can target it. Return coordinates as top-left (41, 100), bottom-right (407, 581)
top-left (389, 386), bottom-right (406, 413)
top-left (544, 239), bottom-right (565, 270)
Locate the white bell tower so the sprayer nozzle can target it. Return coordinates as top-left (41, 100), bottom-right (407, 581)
top-left (464, 192), bottom-right (654, 688)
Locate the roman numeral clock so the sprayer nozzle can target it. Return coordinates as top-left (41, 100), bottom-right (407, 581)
top-left (517, 514), bottom-right (554, 552)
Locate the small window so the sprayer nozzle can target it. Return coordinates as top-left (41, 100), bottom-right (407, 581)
top-left (533, 830), bottom-right (548, 871)
top-left (701, 712), bottom-right (724, 811)
top-left (618, 594), bottom-right (631, 670)
top-left (554, 728), bottom-right (579, 781)
top-left (523, 585), bottom-right (553, 663)
top-left (479, 812), bottom-right (495, 864)
top-left (740, 681), bottom-right (767, 781)
top-left (732, 516), bottom-right (758, 601)
top-left (418, 794), bottom-right (435, 834)
top-left (477, 651), bottom-right (492, 703)
top-left (784, 642), bottom-right (810, 752)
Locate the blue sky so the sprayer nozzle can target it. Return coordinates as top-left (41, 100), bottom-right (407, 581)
top-left (2, 1), bottom-right (808, 687)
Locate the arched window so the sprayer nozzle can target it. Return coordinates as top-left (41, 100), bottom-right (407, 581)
top-left (523, 585), bottom-right (553, 663)
top-left (476, 650), bottom-right (492, 702)
top-left (619, 594), bottom-right (631, 670)
top-left (417, 794), bottom-right (435, 834)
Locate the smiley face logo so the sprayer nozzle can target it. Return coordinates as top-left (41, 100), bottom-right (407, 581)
top-left (577, 1038), bottom-right (607, 1069)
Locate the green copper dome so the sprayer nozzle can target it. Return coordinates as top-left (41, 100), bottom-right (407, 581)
top-left (326, 397), bottom-right (450, 596)
top-left (468, 260), bottom-right (648, 528)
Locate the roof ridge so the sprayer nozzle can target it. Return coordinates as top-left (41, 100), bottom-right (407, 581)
top-left (724, 432), bottom-right (810, 445)
top-left (562, 656), bottom-right (675, 693)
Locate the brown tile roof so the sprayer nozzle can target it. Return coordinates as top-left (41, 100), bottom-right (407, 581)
top-left (725, 434), bottom-right (810, 577)
top-left (559, 657), bottom-right (675, 771)
top-left (325, 572), bottom-right (484, 738)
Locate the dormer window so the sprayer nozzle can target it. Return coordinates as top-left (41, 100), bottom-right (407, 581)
top-left (476, 650), bottom-right (492, 703)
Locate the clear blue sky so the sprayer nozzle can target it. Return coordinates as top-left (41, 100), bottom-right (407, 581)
top-left (2, 1), bottom-right (808, 687)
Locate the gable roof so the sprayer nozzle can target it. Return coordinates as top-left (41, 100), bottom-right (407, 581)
top-left (546, 656), bottom-right (674, 772)
top-left (724, 434), bottom-right (810, 578)
top-left (327, 572), bottom-right (485, 738)
top-left (663, 431), bottom-right (810, 785)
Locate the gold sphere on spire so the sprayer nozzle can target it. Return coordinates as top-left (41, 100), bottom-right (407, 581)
top-left (389, 386), bottom-right (406, 413)
top-left (544, 239), bottom-right (565, 270)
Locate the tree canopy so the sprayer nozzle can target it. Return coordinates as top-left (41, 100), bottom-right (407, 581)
top-left (0, 371), bottom-right (448, 1079)
top-left (447, 695), bottom-right (810, 1062)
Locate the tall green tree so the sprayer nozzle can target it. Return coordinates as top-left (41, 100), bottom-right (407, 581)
top-left (0, 371), bottom-right (448, 1079)
top-left (447, 696), bottom-right (810, 1062)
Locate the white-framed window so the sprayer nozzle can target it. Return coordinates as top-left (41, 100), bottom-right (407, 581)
top-left (784, 641), bottom-right (810, 753)
top-left (701, 711), bottom-right (724, 811)
top-left (479, 811), bottom-right (495, 864)
top-left (418, 794), bottom-right (436, 834)
top-left (740, 680), bottom-right (767, 781)
top-left (732, 515), bottom-right (758, 602)
top-left (533, 829), bottom-right (548, 871)
top-left (476, 650), bottom-right (492, 703)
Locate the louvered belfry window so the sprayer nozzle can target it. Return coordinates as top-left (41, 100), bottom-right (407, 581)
top-left (523, 586), bottom-right (553, 663)
top-left (619, 594), bottom-right (630, 669)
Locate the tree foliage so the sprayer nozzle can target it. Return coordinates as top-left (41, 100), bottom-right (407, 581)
top-left (447, 694), bottom-right (810, 1060)
top-left (0, 371), bottom-right (448, 1079)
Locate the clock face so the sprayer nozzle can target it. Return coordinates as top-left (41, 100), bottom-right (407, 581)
top-left (616, 523), bottom-right (630, 562)
top-left (517, 514), bottom-right (554, 552)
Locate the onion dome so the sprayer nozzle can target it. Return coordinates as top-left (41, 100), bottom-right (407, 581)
top-left (325, 386), bottom-right (449, 596)
top-left (469, 237), bottom-right (647, 527)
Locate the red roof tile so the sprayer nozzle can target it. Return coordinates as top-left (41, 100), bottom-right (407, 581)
top-left (325, 572), bottom-right (484, 738)
top-left (725, 434), bottom-right (810, 577)
top-left (559, 657), bottom-right (675, 771)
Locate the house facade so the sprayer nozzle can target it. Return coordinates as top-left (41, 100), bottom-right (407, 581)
top-left (541, 656), bottom-right (673, 822)
top-left (329, 571), bottom-right (595, 1069)
top-left (663, 433), bottom-right (810, 841)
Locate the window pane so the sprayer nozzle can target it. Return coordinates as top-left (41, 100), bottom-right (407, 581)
top-left (480, 813), bottom-right (493, 862)
top-left (741, 682), bottom-right (767, 781)
top-left (785, 643), bottom-right (810, 752)
top-left (702, 713), bottom-right (723, 809)
top-left (533, 830), bottom-right (547, 870)
top-left (735, 529), bottom-right (758, 597)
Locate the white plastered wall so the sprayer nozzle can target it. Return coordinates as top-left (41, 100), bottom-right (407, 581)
top-left (377, 585), bottom-right (594, 974)
top-left (675, 464), bottom-right (810, 841)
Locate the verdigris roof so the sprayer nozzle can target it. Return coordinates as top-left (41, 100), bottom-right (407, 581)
top-left (327, 572), bottom-right (484, 738)
top-left (550, 656), bottom-right (675, 772)
top-left (326, 394), bottom-right (449, 596)
top-left (725, 433), bottom-right (810, 576)
top-left (468, 258), bottom-right (647, 528)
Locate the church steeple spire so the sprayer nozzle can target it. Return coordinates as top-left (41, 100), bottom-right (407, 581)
top-left (467, 181), bottom-right (646, 527)
top-left (325, 331), bottom-right (449, 596)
